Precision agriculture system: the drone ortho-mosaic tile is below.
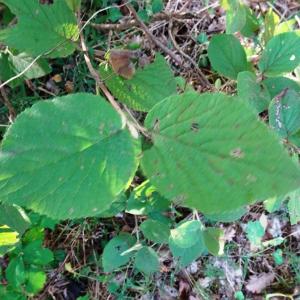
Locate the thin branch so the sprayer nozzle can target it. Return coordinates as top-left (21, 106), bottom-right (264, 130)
top-left (91, 3), bottom-right (219, 32)
top-left (126, 4), bottom-right (182, 65)
top-left (168, 20), bottom-right (213, 89)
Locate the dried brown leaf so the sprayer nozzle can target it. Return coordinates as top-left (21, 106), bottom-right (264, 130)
top-left (246, 272), bottom-right (275, 294)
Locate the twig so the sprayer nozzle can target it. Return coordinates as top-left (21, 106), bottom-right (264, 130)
top-left (91, 4), bottom-right (219, 32)
top-left (0, 82), bottom-right (16, 121)
top-left (126, 4), bottom-right (182, 65)
top-left (168, 20), bottom-right (212, 89)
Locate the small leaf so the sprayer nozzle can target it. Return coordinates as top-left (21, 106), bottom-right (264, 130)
top-left (0, 203), bottom-right (30, 235)
top-left (269, 89), bottom-right (300, 138)
top-left (263, 77), bottom-right (300, 98)
top-left (169, 234), bottom-right (205, 267)
top-left (0, 226), bottom-right (19, 256)
top-left (240, 7), bottom-right (259, 37)
top-left (25, 267), bottom-right (47, 294)
top-left (140, 219), bottom-right (170, 244)
top-left (170, 220), bottom-right (202, 248)
top-left (142, 92), bottom-right (300, 215)
top-left (0, 93), bottom-right (140, 220)
top-left (100, 54), bottom-right (177, 111)
top-left (151, 0), bottom-right (163, 13)
top-left (245, 220), bottom-right (265, 248)
top-left (6, 257), bottom-right (26, 288)
top-left (203, 227), bottom-right (224, 256)
top-left (272, 249), bottom-right (284, 266)
top-left (288, 188), bottom-right (300, 225)
top-left (0, 0), bottom-right (79, 58)
top-left (259, 32), bottom-right (300, 76)
top-left (23, 241), bottom-right (54, 266)
top-left (225, 0), bottom-right (246, 34)
top-left (102, 233), bottom-right (136, 273)
top-left (134, 246), bottom-right (159, 275)
top-left (263, 196), bottom-right (283, 213)
top-left (237, 71), bottom-right (271, 113)
top-left (208, 34), bottom-right (248, 79)
top-left (0, 52), bottom-right (51, 88)
top-left (263, 9), bottom-right (280, 44)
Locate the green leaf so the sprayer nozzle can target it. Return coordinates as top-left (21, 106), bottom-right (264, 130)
top-left (204, 206), bottom-right (247, 222)
top-left (170, 220), bottom-right (202, 248)
top-left (151, 0), bottom-right (163, 13)
top-left (272, 249), bottom-right (284, 266)
top-left (269, 89), bottom-right (300, 138)
top-left (97, 194), bottom-right (127, 218)
top-left (23, 241), bottom-right (54, 266)
top-left (208, 34), bottom-right (248, 79)
top-left (134, 246), bottom-right (159, 275)
top-left (102, 233), bottom-right (136, 272)
top-left (263, 77), bottom-right (300, 98)
top-left (0, 204), bottom-right (30, 235)
top-left (140, 219), bottom-right (170, 244)
top-left (264, 196), bottom-right (283, 213)
top-left (6, 256), bottom-right (26, 288)
top-left (263, 9), bottom-right (280, 44)
top-left (203, 227), bottom-right (224, 256)
top-left (141, 92), bottom-right (300, 214)
top-left (65, 0), bottom-right (81, 11)
top-left (0, 93), bottom-right (140, 220)
top-left (225, 0), bottom-right (246, 34)
top-left (240, 7), bottom-right (259, 37)
top-left (288, 188), bottom-right (300, 225)
top-left (0, 226), bottom-right (19, 256)
top-left (0, 0), bottom-right (79, 58)
top-left (169, 231), bottom-right (205, 267)
top-left (237, 71), bottom-right (271, 113)
top-left (259, 32), bottom-right (300, 76)
top-left (127, 181), bottom-right (170, 215)
top-left (245, 220), bottom-right (265, 247)
top-left (0, 204), bottom-right (30, 256)
top-left (99, 54), bottom-right (177, 111)
top-left (0, 52), bottom-right (51, 88)
top-left (25, 267), bottom-right (46, 294)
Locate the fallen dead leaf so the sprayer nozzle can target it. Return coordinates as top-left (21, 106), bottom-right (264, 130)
top-left (246, 272), bottom-right (275, 294)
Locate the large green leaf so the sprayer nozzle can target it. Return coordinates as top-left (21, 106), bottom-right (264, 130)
top-left (99, 54), bottom-right (177, 112)
top-left (141, 92), bottom-right (300, 214)
top-left (0, 52), bottom-right (51, 88)
top-left (208, 34), bottom-right (248, 79)
top-left (263, 77), bottom-right (300, 98)
top-left (269, 89), bottom-right (300, 138)
top-left (259, 32), bottom-right (300, 76)
top-left (0, 0), bottom-right (79, 58)
top-left (237, 71), bottom-right (271, 113)
top-left (102, 233), bottom-right (136, 272)
top-left (0, 93), bottom-right (140, 220)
